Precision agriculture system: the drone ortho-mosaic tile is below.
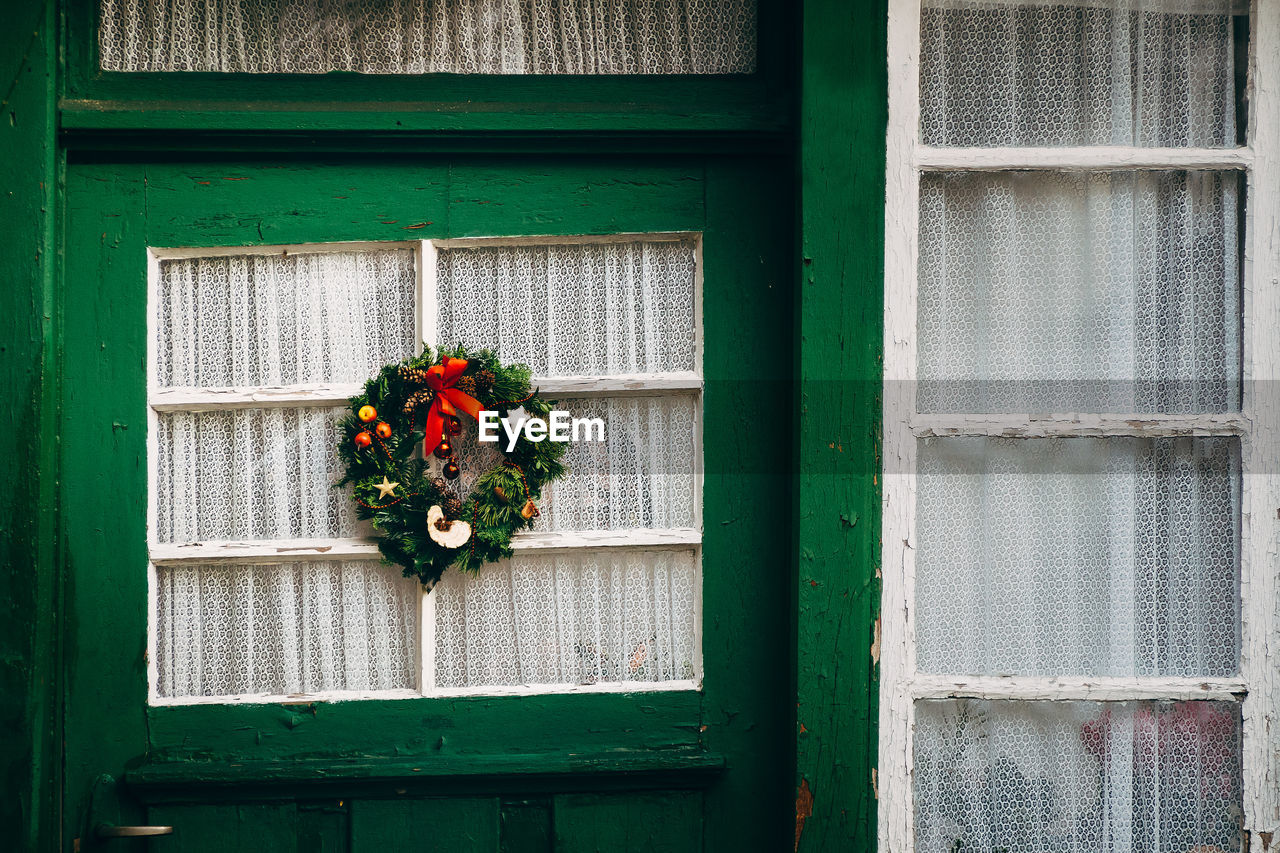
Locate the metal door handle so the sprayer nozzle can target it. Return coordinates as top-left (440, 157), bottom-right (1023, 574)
top-left (95, 824), bottom-right (174, 838)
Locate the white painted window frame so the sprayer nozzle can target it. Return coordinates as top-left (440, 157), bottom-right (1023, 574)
top-left (146, 232), bottom-right (705, 706)
top-left (881, 0), bottom-right (1280, 849)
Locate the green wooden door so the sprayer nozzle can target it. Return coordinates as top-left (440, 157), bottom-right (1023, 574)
top-left (61, 155), bottom-right (791, 852)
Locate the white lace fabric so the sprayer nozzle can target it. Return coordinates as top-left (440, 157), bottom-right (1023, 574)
top-left (156, 250), bottom-right (416, 388)
top-left (155, 560), bottom-right (419, 698)
top-left (155, 406), bottom-right (364, 543)
top-left (916, 437), bottom-right (1240, 678)
top-left (432, 239), bottom-right (703, 691)
top-left (921, 0), bottom-right (1241, 147)
top-left (918, 170), bottom-right (1241, 414)
top-left (437, 239), bottom-right (698, 375)
top-left (448, 395), bottom-right (698, 530)
top-left (915, 699), bottom-right (1242, 853)
top-left (99, 0), bottom-right (756, 74)
top-left (910, 0), bottom-right (1249, 842)
top-left (434, 549), bottom-right (698, 688)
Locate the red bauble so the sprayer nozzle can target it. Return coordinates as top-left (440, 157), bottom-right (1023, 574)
top-left (354, 431), bottom-right (373, 448)
top-left (442, 461), bottom-right (461, 480)
top-left (375, 422), bottom-right (392, 439)
top-left (433, 439), bottom-right (453, 460)
top-left (446, 416), bottom-right (463, 436)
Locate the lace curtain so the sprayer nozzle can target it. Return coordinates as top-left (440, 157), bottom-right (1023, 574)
top-left (916, 437), bottom-right (1240, 678)
top-left (157, 250), bottom-right (417, 388)
top-left (434, 549), bottom-right (698, 688)
top-left (921, 0), bottom-right (1243, 147)
top-left (155, 560), bottom-right (418, 698)
top-left (153, 248), bottom-right (420, 699)
top-left (437, 240), bottom-right (698, 376)
top-left (154, 239), bottom-right (701, 697)
top-left (918, 170), bottom-right (1241, 414)
top-left (432, 239), bottom-right (702, 689)
top-left (446, 394), bottom-right (698, 531)
top-left (155, 396), bottom-right (698, 545)
top-left (155, 406), bottom-right (363, 542)
top-left (915, 699), bottom-right (1242, 853)
top-left (99, 0), bottom-right (756, 74)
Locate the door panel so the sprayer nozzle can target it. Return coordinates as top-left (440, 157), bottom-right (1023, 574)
top-left (499, 799), bottom-right (553, 853)
top-left (350, 798), bottom-right (500, 851)
top-left (554, 792), bottom-right (703, 853)
top-left (147, 804), bottom-right (300, 852)
top-left (63, 156), bottom-right (790, 851)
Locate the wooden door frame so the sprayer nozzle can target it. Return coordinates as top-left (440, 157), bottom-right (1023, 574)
top-left (0, 2), bottom-right (62, 851)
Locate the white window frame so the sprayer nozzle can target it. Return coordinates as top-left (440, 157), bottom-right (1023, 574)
top-left (145, 232), bottom-right (705, 706)
top-left (881, 0), bottom-right (1280, 849)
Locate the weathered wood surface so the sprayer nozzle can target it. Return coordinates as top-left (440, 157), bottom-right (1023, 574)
top-left (795, 0), bottom-right (887, 850)
top-left (147, 373), bottom-right (703, 411)
top-left (147, 529), bottom-right (701, 566)
top-left (61, 156), bottom-right (792, 850)
top-left (60, 0), bottom-right (793, 140)
top-left (0, 5), bottom-right (59, 851)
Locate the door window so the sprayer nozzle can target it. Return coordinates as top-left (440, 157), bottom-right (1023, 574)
top-left (148, 235), bottom-right (703, 703)
top-left (883, 0), bottom-right (1276, 849)
top-left (98, 0), bottom-right (758, 74)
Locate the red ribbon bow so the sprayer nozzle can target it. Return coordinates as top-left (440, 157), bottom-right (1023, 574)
top-left (424, 356), bottom-right (483, 457)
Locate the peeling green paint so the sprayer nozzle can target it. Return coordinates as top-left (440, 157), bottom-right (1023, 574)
top-left (0, 3), bottom-right (60, 851)
top-left (794, 0), bottom-right (887, 850)
top-left (62, 158), bottom-right (793, 850)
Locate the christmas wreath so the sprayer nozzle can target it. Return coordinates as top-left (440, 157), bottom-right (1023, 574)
top-left (336, 345), bottom-right (568, 589)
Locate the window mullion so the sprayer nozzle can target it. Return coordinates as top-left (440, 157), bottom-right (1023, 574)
top-left (910, 673), bottom-right (1248, 703)
top-left (148, 529), bottom-right (705, 565)
top-left (148, 373), bottom-right (704, 412)
top-left (910, 412), bottom-right (1249, 438)
top-left (916, 145), bottom-right (1253, 172)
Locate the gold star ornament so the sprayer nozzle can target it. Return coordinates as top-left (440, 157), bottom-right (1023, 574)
top-left (374, 476), bottom-right (400, 499)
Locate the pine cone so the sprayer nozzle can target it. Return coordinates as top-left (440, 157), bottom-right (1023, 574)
top-left (398, 366), bottom-right (431, 385)
top-left (475, 369), bottom-right (496, 393)
top-left (403, 388), bottom-right (434, 417)
top-left (442, 493), bottom-right (464, 518)
top-left (430, 476), bottom-right (449, 494)
top-left (454, 375), bottom-right (477, 396)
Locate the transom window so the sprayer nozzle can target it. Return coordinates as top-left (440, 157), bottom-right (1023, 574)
top-left (147, 234), bottom-right (703, 704)
top-left (884, 0), bottom-right (1277, 850)
top-left (98, 0), bottom-right (758, 75)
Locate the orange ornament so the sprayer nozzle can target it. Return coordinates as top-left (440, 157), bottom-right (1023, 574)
top-left (375, 422), bottom-right (392, 439)
top-left (357, 405), bottom-right (377, 423)
top-left (354, 431), bottom-right (373, 448)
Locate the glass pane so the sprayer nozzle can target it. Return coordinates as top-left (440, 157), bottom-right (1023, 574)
top-left (916, 437), bottom-right (1240, 677)
top-left (914, 699), bottom-right (1243, 853)
top-left (921, 0), bottom-right (1243, 147)
top-left (154, 560), bottom-right (418, 699)
top-left (434, 548), bottom-right (699, 689)
top-left (447, 395), bottom-right (698, 531)
top-left (99, 0), bottom-right (757, 74)
top-left (918, 170), bottom-right (1241, 413)
top-left (154, 406), bottom-right (362, 543)
top-left (155, 248), bottom-right (416, 387)
top-left (436, 239), bottom-right (698, 376)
